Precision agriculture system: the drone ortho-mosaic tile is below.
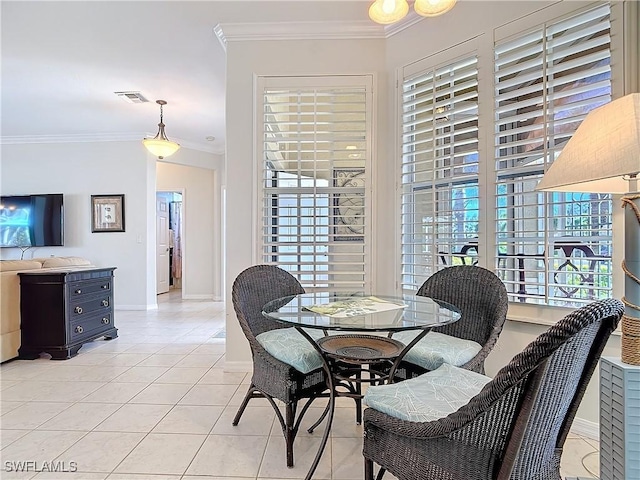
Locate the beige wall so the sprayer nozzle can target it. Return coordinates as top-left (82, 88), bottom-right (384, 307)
top-left (0, 141), bottom-right (156, 308)
top-left (157, 160), bottom-right (221, 300)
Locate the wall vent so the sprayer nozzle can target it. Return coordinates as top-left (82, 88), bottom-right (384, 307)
top-left (114, 91), bottom-right (149, 104)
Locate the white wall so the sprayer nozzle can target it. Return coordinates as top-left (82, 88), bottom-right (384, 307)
top-left (224, 37), bottom-right (388, 368)
top-left (1, 141), bottom-right (222, 309)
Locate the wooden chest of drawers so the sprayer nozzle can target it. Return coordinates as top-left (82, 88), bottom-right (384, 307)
top-left (18, 267), bottom-right (118, 360)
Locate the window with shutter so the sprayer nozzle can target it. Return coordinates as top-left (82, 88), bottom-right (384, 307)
top-left (258, 76), bottom-right (372, 293)
top-left (494, 3), bottom-right (613, 306)
top-left (401, 55), bottom-right (479, 293)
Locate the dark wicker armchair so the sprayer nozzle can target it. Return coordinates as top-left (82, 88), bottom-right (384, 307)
top-left (231, 265), bottom-right (327, 467)
top-left (363, 298), bottom-right (624, 480)
top-left (392, 265), bottom-right (509, 378)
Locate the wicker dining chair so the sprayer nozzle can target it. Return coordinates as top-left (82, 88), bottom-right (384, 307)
top-left (392, 265), bottom-right (509, 379)
top-left (231, 265), bottom-right (328, 467)
top-left (363, 298), bottom-right (624, 480)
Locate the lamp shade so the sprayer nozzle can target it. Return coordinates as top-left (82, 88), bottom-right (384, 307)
top-left (535, 93), bottom-right (640, 194)
top-left (414, 0), bottom-right (457, 17)
top-left (142, 138), bottom-right (181, 159)
top-left (368, 0), bottom-right (409, 25)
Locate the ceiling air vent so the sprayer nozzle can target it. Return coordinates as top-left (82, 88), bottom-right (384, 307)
top-left (114, 91), bottom-right (149, 104)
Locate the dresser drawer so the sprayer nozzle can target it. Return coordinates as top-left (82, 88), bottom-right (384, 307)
top-left (68, 279), bottom-right (112, 297)
top-left (69, 295), bottom-right (112, 319)
top-left (70, 313), bottom-right (113, 342)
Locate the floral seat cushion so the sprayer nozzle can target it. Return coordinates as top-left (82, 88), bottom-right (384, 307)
top-left (392, 330), bottom-right (482, 370)
top-left (363, 363), bottom-right (491, 422)
top-left (256, 327), bottom-right (324, 374)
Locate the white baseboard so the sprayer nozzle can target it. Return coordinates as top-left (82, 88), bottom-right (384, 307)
top-left (571, 417), bottom-right (598, 439)
top-left (182, 294), bottom-right (215, 300)
top-left (115, 304), bottom-right (158, 311)
top-left (223, 360), bottom-right (252, 373)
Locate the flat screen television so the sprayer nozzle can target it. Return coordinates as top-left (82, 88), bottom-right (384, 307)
top-left (0, 194), bottom-right (64, 247)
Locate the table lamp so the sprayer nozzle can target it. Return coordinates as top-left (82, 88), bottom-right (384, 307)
top-left (536, 92), bottom-right (640, 365)
top-left (536, 92), bottom-right (640, 480)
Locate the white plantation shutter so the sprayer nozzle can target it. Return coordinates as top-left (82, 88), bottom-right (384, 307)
top-left (495, 4), bottom-right (613, 305)
top-left (259, 76), bottom-right (372, 293)
top-left (401, 55), bottom-right (479, 293)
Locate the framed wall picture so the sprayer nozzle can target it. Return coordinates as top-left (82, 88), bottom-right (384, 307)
top-left (333, 168), bottom-right (365, 241)
top-left (91, 194), bottom-right (125, 233)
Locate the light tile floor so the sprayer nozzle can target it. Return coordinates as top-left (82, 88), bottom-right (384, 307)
top-left (0, 290), bottom-right (600, 479)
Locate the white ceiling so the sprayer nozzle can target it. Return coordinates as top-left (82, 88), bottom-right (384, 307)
top-left (1, 1), bottom-right (373, 154)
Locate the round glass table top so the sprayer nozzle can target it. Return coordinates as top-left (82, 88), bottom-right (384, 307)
top-left (262, 292), bottom-right (461, 332)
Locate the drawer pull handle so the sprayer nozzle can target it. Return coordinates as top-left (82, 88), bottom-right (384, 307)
top-left (74, 307), bottom-right (83, 314)
top-left (75, 289), bottom-right (82, 294)
top-left (101, 300), bottom-right (109, 307)
top-left (101, 317), bottom-right (110, 325)
top-left (75, 326), bottom-right (84, 334)
top-left (101, 284), bottom-right (109, 289)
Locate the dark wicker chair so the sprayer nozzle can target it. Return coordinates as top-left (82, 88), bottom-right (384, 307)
top-left (392, 265), bottom-right (509, 379)
top-left (363, 298), bottom-right (624, 480)
top-left (231, 265), bottom-right (327, 467)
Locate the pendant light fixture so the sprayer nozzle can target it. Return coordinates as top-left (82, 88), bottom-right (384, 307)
top-left (142, 100), bottom-right (180, 159)
top-left (368, 0), bottom-right (457, 24)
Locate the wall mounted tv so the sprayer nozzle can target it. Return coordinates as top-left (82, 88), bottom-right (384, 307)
top-left (0, 194), bottom-right (64, 247)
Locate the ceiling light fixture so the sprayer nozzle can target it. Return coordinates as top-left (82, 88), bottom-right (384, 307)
top-left (368, 0), bottom-right (456, 25)
top-left (142, 100), bottom-right (180, 159)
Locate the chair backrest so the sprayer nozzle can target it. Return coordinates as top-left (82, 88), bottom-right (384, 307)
top-left (504, 298), bottom-right (623, 478)
top-left (446, 298), bottom-right (623, 479)
top-left (417, 265), bottom-right (508, 346)
top-left (232, 264), bottom-right (305, 339)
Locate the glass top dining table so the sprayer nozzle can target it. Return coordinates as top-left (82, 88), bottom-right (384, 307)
top-left (261, 291), bottom-right (461, 480)
top-left (262, 292), bottom-right (461, 332)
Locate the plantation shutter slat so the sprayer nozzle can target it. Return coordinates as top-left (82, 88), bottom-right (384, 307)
top-left (494, 4), bottom-right (613, 306)
top-left (260, 78), bottom-right (371, 293)
top-left (401, 54), bottom-right (479, 293)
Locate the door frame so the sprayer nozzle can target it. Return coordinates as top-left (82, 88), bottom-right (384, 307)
top-left (156, 188), bottom-right (186, 298)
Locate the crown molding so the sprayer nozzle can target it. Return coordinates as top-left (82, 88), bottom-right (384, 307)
top-left (214, 20), bottom-right (386, 49)
top-left (213, 24), bottom-right (227, 50)
top-left (383, 10), bottom-right (425, 37)
top-left (0, 133), bottom-right (143, 145)
top-left (214, 14), bottom-right (425, 50)
top-left (0, 133), bottom-right (225, 155)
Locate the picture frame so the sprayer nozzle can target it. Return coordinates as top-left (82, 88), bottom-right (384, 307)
top-left (333, 168), bottom-right (365, 241)
top-left (91, 194), bottom-right (125, 233)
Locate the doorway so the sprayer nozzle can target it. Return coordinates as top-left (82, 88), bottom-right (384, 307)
top-left (156, 191), bottom-right (183, 295)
